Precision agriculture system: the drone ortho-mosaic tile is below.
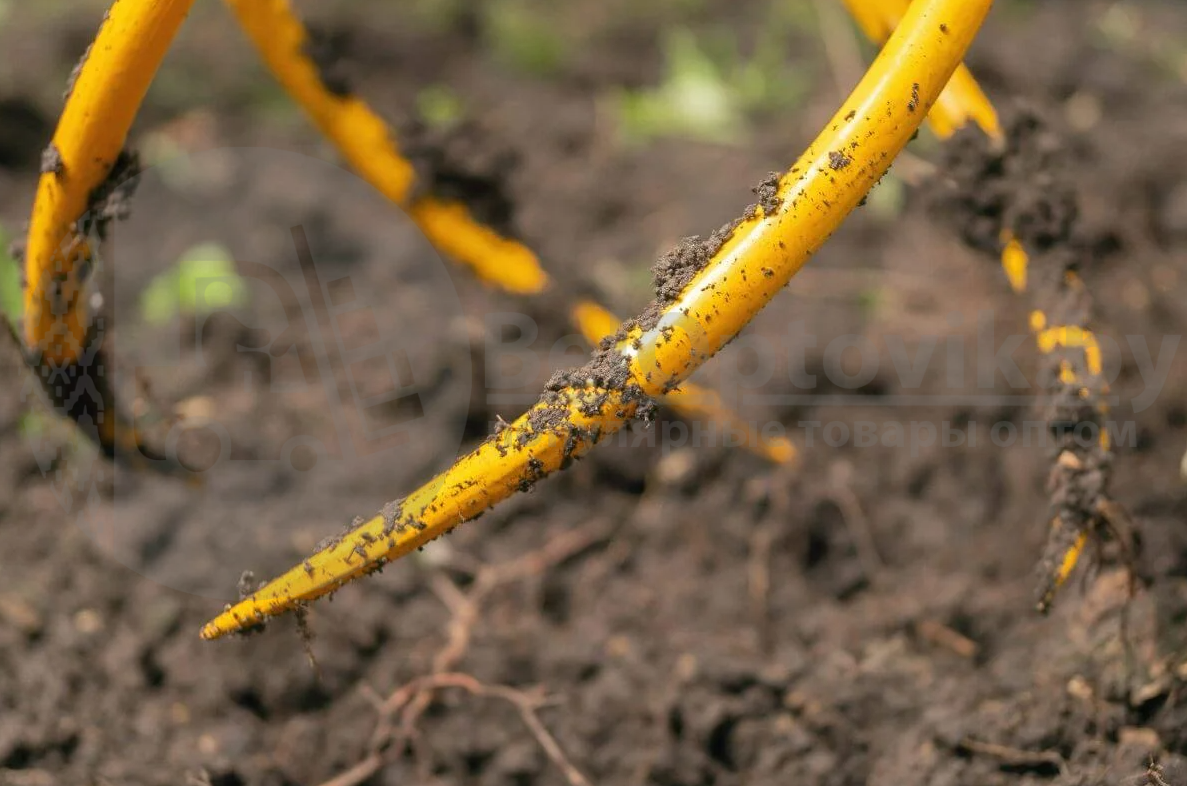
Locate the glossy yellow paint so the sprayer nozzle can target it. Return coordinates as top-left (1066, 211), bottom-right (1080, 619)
top-left (928, 63), bottom-right (1002, 140)
top-left (1001, 233), bottom-right (1028, 293)
top-left (1035, 325), bottom-right (1103, 377)
top-left (201, 0), bottom-right (995, 639)
top-left (23, 0), bottom-right (195, 362)
top-left (571, 299), bottom-right (797, 465)
top-left (841, 0), bottom-right (1001, 140)
top-left (1054, 531), bottom-right (1090, 588)
top-left (223, 0), bottom-right (549, 295)
top-left (409, 199), bottom-right (548, 293)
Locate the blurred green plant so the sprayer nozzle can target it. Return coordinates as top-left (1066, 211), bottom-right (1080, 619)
top-left (1093, 2), bottom-right (1187, 82)
top-left (0, 225), bottom-right (22, 326)
top-left (18, 410), bottom-right (53, 441)
top-left (482, 0), bottom-right (566, 76)
top-left (140, 241), bottom-right (248, 324)
top-left (416, 84), bottom-right (465, 129)
top-left (19, 406), bottom-right (99, 463)
top-left (615, 28), bottom-right (745, 145)
top-left (407, 0), bottom-right (467, 32)
top-left (613, 19), bottom-right (812, 145)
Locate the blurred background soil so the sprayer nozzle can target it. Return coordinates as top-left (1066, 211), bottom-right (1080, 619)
top-left (1, 1), bottom-right (1187, 784)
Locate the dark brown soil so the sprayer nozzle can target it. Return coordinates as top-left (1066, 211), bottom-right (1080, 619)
top-left (2, 2), bottom-right (1187, 786)
top-left (401, 117), bottom-right (522, 238)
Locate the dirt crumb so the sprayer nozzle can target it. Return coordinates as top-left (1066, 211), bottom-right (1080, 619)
top-left (652, 218), bottom-right (742, 304)
top-left (381, 499), bottom-right (404, 535)
top-left (518, 456), bottom-right (546, 492)
top-left (63, 43), bottom-right (92, 102)
top-left (928, 107), bottom-right (1077, 255)
top-left (40, 144), bottom-right (63, 176)
top-left (236, 571), bottom-right (257, 600)
top-left (753, 171), bottom-right (783, 215)
top-left (828, 150), bottom-right (852, 171)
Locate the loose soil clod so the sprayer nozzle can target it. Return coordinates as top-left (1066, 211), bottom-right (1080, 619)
top-left (931, 107), bottom-right (1077, 255)
top-left (79, 148), bottom-right (141, 241)
top-left (754, 171), bottom-right (784, 215)
top-left (828, 150), bottom-right (853, 171)
top-left (381, 499), bottom-right (404, 535)
top-left (402, 118), bottom-right (520, 238)
top-left (63, 42), bottom-right (92, 102)
top-left (651, 218), bottom-right (742, 305)
top-left (39, 143), bottom-right (63, 176)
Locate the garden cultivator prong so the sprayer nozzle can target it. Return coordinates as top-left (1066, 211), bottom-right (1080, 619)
top-left (223, 0), bottom-right (550, 296)
top-left (20, 0), bottom-right (195, 466)
top-left (200, 0), bottom-right (995, 639)
top-left (928, 114), bottom-right (1129, 613)
top-left (843, 1), bottom-right (1129, 613)
top-left (842, 0), bottom-right (1001, 141)
top-left (15, 0), bottom-right (1110, 635)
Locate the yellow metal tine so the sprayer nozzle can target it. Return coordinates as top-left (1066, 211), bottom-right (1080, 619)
top-left (202, 0), bottom-right (995, 640)
top-left (223, 0), bottom-right (549, 295)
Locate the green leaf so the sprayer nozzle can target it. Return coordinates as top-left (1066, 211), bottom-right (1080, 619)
top-left (614, 27), bottom-right (746, 145)
top-left (485, 1), bottom-right (566, 76)
top-left (416, 84), bottom-right (465, 130)
top-left (0, 226), bottom-right (22, 325)
top-left (140, 242), bottom-right (248, 324)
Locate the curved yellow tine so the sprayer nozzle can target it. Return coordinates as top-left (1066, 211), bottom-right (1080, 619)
top-left (24, 0), bottom-right (195, 362)
top-left (840, 0), bottom-right (1001, 141)
top-left (22, 0), bottom-right (195, 462)
top-left (222, 0), bottom-right (549, 295)
top-left (201, 0), bottom-right (995, 639)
